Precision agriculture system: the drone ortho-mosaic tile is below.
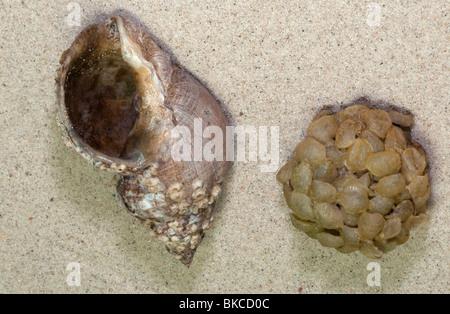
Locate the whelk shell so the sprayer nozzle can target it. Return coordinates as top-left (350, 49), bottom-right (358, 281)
top-left (57, 15), bottom-right (230, 266)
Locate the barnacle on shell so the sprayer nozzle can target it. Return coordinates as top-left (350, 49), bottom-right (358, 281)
top-left (57, 15), bottom-right (230, 266)
top-left (278, 98), bottom-right (431, 258)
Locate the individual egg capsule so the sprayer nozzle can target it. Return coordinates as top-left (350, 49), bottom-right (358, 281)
top-left (313, 202), bottom-right (345, 229)
top-left (408, 174), bottom-right (431, 208)
top-left (359, 172), bottom-right (371, 189)
top-left (294, 138), bottom-right (327, 165)
top-left (290, 161), bottom-right (313, 193)
top-left (408, 174), bottom-right (430, 198)
top-left (290, 213), bottom-right (323, 235)
top-left (313, 161), bottom-right (338, 183)
top-left (326, 145), bottom-right (347, 169)
top-left (341, 225), bottom-right (361, 248)
top-left (375, 217), bottom-right (402, 241)
top-left (411, 142), bottom-right (428, 163)
top-left (374, 173), bottom-right (406, 198)
top-left (401, 147), bottom-right (427, 183)
top-left (337, 179), bottom-right (370, 214)
top-left (283, 184), bottom-right (294, 212)
top-left (362, 109), bottom-right (392, 139)
top-left (388, 110), bottom-right (414, 127)
top-left (370, 195), bottom-right (395, 215)
top-left (360, 129), bottom-right (385, 153)
top-left (413, 190), bottom-right (431, 210)
top-left (365, 150), bottom-right (401, 177)
top-left (276, 159), bottom-right (297, 185)
top-left (307, 114), bottom-right (339, 144)
top-left (333, 173), bottom-right (358, 193)
top-left (310, 180), bottom-right (337, 203)
top-left (346, 138), bottom-right (373, 172)
top-left (336, 104), bottom-right (369, 125)
top-left (288, 191), bottom-right (315, 221)
top-left (393, 224), bottom-right (410, 245)
top-left (317, 232), bottom-right (345, 248)
top-left (358, 212), bottom-right (386, 240)
top-left (387, 200), bottom-right (413, 222)
top-left (335, 117), bottom-right (363, 149)
top-left (385, 126), bottom-right (407, 155)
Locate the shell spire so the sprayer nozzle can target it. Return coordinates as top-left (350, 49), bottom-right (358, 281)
top-left (57, 15), bottom-right (230, 266)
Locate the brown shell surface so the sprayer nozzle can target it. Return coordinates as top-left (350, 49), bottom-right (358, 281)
top-left (57, 15), bottom-right (230, 266)
top-left (278, 98), bottom-right (431, 259)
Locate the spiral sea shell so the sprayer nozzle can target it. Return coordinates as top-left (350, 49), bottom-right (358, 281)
top-left (57, 15), bottom-right (230, 266)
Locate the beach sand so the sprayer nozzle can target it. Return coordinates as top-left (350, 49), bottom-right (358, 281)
top-left (0, 0), bottom-right (448, 293)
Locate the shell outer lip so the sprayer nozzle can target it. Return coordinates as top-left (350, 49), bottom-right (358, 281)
top-left (57, 15), bottom-right (164, 175)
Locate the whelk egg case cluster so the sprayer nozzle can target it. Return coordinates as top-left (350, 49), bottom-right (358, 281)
top-left (277, 99), bottom-right (430, 258)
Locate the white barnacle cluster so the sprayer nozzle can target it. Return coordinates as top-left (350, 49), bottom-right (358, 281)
top-left (157, 218), bottom-right (196, 259)
top-left (167, 183), bottom-right (186, 202)
top-left (134, 174), bottom-right (168, 217)
top-left (191, 179), bottom-right (208, 214)
top-left (209, 185), bottom-right (223, 206)
top-left (189, 234), bottom-right (202, 250)
top-left (166, 182), bottom-right (190, 214)
top-left (138, 173), bottom-right (166, 193)
top-left (165, 179), bottom-right (222, 217)
top-left (110, 163), bottom-right (128, 173)
top-left (192, 181), bottom-right (223, 212)
top-left (160, 230), bottom-right (201, 254)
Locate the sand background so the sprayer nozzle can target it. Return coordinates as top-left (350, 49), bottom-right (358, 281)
top-left (0, 0), bottom-right (448, 293)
